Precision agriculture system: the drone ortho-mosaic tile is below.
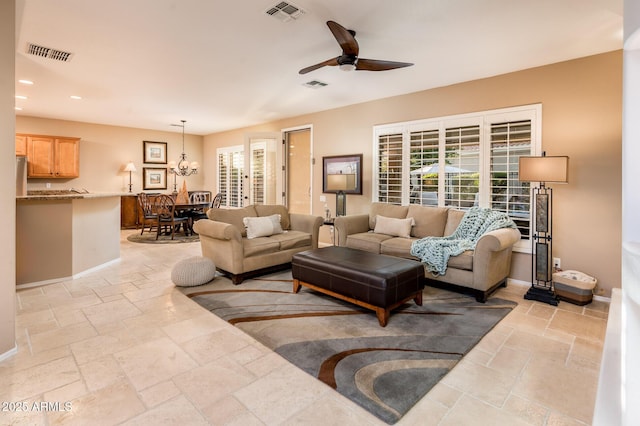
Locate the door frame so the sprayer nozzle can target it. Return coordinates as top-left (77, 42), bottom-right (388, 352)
top-left (243, 132), bottom-right (280, 207)
top-left (282, 125), bottom-right (313, 213)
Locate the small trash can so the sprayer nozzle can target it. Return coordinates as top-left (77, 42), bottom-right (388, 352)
top-left (552, 270), bottom-right (597, 305)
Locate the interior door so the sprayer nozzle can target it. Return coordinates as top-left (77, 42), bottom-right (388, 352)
top-left (243, 135), bottom-right (278, 206)
top-left (285, 128), bottom-right (311, 214)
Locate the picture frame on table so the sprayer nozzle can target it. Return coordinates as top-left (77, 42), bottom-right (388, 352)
top-left (143, 140), bottom-right (167, 164)
top-left (143, 167), bottom-right (167, 190)
top-left (322, 154), bottom-right (363, 194)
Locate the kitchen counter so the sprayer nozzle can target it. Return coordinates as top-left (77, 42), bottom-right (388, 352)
top-left (16, 193), bottom-right (122, 287)
top-left (17, 190), bottom-right (126, 201)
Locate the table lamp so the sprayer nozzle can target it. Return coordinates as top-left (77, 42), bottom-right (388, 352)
top-left (123, 161), bottom-right (136, 193)
top-left (327, 173), bottom-right (351, 216)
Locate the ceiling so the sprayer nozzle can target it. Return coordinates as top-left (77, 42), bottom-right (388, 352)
top-left (14, 0), bottom-right (623, 135)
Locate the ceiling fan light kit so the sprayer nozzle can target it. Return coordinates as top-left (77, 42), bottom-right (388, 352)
top-left (299, 20), bottom-right (413, 75)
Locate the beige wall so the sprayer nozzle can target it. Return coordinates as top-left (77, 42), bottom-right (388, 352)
top-left (203, 51), bottom-right (623, 297)
top-left (15, 117), bottom-right (206, 194)
top-left (1, 0), bottom-right (16, 357)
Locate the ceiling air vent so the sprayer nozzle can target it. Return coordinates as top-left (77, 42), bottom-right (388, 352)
top-left (26, 43), bottom-right (74, 62)
top-left (265, 1), bottom-right (305, 22)
top-left (303, 80), bottom-right (328, 89)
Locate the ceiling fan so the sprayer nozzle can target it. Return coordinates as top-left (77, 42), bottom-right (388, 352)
top-left (299, 20), bottom-right (414, 75)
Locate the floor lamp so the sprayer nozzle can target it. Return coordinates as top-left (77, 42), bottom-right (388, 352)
top-left (519, 153), bottom-right (569, 305)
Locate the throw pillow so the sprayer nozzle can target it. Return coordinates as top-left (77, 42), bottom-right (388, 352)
top-left (373, 215), bottom-right (414, 238)
top-left (243, 214), bottom-right (283, 239)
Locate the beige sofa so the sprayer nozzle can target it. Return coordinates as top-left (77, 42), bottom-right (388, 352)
top-left (334, 203), bottom-right (521, 302)
top-left (193, 204), bottom-right (323, 284)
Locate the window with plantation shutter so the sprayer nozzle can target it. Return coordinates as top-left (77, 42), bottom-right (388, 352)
top-left (409, 129), bottom-right (439, 205)
top-left (377, 133), bottom-right (403, 205)
top-left (250, 143), bottom-right (265, 205)
top-left (490, 120), bottom-right (532, 240)
top-left (217, 146), bottom-right (244, 208)
top-left (444, 125), bottom-right (480, 209)
top-left (373, 104), bottom-right (541, 251)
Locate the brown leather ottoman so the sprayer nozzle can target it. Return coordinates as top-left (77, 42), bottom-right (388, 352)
top-left (291, 246), bottom-right (425, 326)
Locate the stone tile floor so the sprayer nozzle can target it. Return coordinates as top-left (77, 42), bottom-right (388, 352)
top-left (1, 230), bottom-right (608, 425)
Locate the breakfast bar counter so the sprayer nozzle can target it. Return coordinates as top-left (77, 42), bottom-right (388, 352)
top-left (16, 192), bottom-right (123, 287)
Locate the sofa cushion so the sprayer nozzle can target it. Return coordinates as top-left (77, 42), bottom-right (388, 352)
top-left (369, 203), bottom-right (409, 230)
top-left (242, 237), bottom-right (280, 257)
top-left (254, 204), bottom-right (291, 230)
top-left (208, 205), bottom-right (257, 237)
top-left (443, 209), bottom-right (466, 236)
top-left (268, 231), bottom-right (311, 250)
top-left (446, 250), bottom-right (474, 271)
top-left (408, 205), bottom-right (449, 238)
top-left (373, 215), bottom-right (414, 238)
top-left (380, 237), bottom-right (420, 259)
top-left (346, 232), bottom-right (393, 254)
top-left (243, 214), bottom-right (283, 239)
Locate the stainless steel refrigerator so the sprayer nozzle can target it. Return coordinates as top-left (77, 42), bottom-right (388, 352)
top-left (16, 155), bottom-right (27, 196)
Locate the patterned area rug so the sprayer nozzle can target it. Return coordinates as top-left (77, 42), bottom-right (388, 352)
top-left (126, 232), bottom-right (199, 244)
top-left (180, 271), bottom-right (516, 424)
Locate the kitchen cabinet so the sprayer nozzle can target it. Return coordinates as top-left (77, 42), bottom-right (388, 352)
top-left (120, 194), bottom-right (139, 229)
top-left (26, 135), bottom-right (80, 178)
top-left (15, 135), bottom-right (27, 156)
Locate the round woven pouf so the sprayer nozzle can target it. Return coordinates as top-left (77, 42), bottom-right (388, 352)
top-left (171, 256), bottom-right (216, 287)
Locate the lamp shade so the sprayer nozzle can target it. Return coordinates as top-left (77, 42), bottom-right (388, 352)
top-left (519, 156), bottom-right (569, 183)
top-left (326, 173), bottom-right (357, 191)
top-left (123, 161), bottom-right (136, 173)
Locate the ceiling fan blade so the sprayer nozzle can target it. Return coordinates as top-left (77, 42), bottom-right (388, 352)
top-left (326, 20), bottom-right (359, 56)
top-left (355, 58), bottom-right (414, 71)
top-left (299, 57), bottom-right (339, 75)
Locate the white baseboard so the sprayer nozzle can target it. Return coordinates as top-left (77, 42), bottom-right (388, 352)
top-left (16, 258), bottom-right (121, 290)
top-left (16, 277), bottom-right (71, 290)
top-left (0, 345), bottom-right (17, 362)
top-left (72, 258), bottom-right (121, 279)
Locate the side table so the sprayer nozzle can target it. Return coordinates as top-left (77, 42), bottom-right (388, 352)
top-left (323, 218), bottom-right (336, 245)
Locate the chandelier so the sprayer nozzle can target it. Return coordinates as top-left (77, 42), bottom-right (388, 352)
top-left (168, 120), bottom-right (199, 176)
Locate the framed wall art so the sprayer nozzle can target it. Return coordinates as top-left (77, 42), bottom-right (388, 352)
top-left (143, 167), bottom-right (167, 190)
top-left (143, 140), bottom-right (167, 164)
top-left (322, 154), bottom-right (363, 195)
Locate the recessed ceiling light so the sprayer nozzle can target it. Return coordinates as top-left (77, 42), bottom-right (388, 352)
top-left (18, 79), bottom-right (34, 85)
top-left (15, 106), bottom-right (23, 111)
top-left (15, 95), bottom-right (27, 100)
top-left (70, 95), bottom-right (82, 100)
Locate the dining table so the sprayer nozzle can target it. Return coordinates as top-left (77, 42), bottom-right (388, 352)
top-left (174, 201), bottom-right (210, 235)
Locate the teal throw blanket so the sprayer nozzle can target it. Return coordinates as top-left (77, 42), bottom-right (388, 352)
top-left (410, 207), bottom-right (517, 276)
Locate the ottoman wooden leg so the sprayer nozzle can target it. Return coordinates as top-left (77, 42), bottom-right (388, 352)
top-left (293, 279), bottom-right (301, 293)
top-left (414, 291), bottom-right (423, 306)
top-left (375, 308), bottom-right (389, 327)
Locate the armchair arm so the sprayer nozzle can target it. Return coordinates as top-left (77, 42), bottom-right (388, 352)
top-left (472, 227), bottom-right (522, 290)
top-left (192, 219), bottom-right (244, 273)
top-left (193, 219), bottom-right (241, 242)
top-left (334, 214), bottom-right (370, 246)
top-left (290, 214), bottom-right (324, 248)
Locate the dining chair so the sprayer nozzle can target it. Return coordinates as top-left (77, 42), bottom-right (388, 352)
top-left (187, 191), bottom-right (211, 222)
top-left (212, 192), bottom-right (222, 209)
top-left (137, 193), bottom-right (158, 235)
top-left (155, 194), bottom-right (190, 240)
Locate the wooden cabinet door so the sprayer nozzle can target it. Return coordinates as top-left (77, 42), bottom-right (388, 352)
top-left (15, 135), bottom-right (27, 156)
top-left (55, 138), bottom-right (80, 177)
top-left (120, 195), bottom-right (139, 229)
top-left (27, 136), bottom-right (55, 177)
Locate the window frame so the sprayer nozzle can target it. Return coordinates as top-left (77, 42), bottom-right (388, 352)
top-left (216, 145), bottom-right (244, 208)
top-left (372, 104), bottom-right (542, 252)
